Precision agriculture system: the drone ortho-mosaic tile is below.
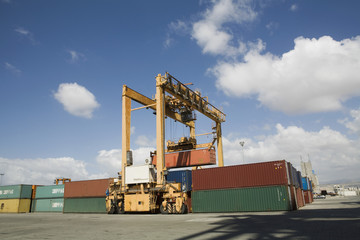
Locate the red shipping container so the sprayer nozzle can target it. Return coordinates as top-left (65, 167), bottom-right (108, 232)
top-left (303, 190), bottom-right (312, 204)
top-left (64, 179), bottom-right (110, 198)
top-left (152, 149), bottom-right (216, 169)
top-left (192, 160), bottom-right (291, 191)
top-left (296, 187), bottom-right (305, 208)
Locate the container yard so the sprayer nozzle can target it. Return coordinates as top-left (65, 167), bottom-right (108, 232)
top-left (1, 72), bottom-right (358, 240)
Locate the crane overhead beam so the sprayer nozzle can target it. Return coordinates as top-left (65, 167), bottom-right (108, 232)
top-left (162, 73), bottom-right (226, 123)
top-left (122, 85), bottom-right (194, 128)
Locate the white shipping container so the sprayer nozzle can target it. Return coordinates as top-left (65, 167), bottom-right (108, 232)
top-left (125, 165), bottom-right (156, 184)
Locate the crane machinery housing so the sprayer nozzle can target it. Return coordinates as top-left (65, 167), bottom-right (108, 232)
top-left (106, 72), bottom-right (225, 214)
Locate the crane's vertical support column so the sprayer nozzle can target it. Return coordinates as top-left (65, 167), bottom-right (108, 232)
top-left (189, 123), bottom-right (195, 138)
top-left (216, 122), bottom-right (224, 167)
top-left (122, 85), bottom-right (131, 191)
top-left (156, 74), bottom-right (165, 185)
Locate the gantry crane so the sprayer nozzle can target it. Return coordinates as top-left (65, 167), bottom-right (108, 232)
top-left (106, 72), bottom-right (225, 214)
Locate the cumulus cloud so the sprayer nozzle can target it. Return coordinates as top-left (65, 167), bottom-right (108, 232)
top-left (213, 36), bottom-right (360, 114)
top-left (96, 147), bottom-right (155, 175)
top-left (340, 108), bottom-right (360, 135)
top-left (4, 62), bottom-right (21, 75)
top-left (0, 157), bottom-right (101, 185)
top-left (67, 50), bottom-right (86, 63)
top-left (192, 0), bottom-right (257, 57)
top-left (164, 20), bottom-right (190, 48)
top-left (135, 135), bottom-right (156, 147)
top-left (222, 124), bottom-right (360, 183)
top-left (53, 83), bottom-right (100, 118)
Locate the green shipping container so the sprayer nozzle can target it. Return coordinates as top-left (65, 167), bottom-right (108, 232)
top-left (0, 185), bottom-right (33, 199)
top-left (192, 185), bottom-right (292, 213)
top-left (63, 197), bottom-right (106, 213)
top-left (33, 198), bottom-right (64, 212)
top-left (35, 185), bottom-right (64, 199)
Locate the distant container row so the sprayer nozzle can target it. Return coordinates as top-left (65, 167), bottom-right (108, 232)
top-left (0, 179), bottom-right (109, 213)
top-left (0, 160), bottom-right (314, 214)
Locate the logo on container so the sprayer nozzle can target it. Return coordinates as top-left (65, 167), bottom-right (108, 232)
top-left (0, 189), bottom-right (14, 195)
top-left (52, 202), bottom-right (64, 208)
top-left (52, 188), bottom-right (64, 194)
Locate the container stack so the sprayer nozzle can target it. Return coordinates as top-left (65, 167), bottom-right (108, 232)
top-left (63, 179), bottom-right (109, 213)
top-left (167, 170), bottom-right (192, 212)
top-left (295, 171), bottom-right (305, 208)
top-left (302, 177), bottom-right (313, 204)
top-left (32, 185), bottom-right (64, 212)
top-left (0, 185), bottom-right (32, 213)
top-left (191, 160), bottom-right (297, 213)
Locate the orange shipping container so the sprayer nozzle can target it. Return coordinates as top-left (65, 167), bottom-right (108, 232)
top-left (64, 179), bottom-right (110, 198)
top-left (152, 148), bottom-right (216, 169)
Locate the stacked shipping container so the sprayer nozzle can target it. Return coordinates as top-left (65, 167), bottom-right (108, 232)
top-left (63, 179), bottom-right (109, 213)
top-left (167, 170), bottom-right (192, 212)
top-left (32, 185), bottom-right (64, 212)
top-left (302, 177), bottom-right (313, 204)
top-left (192, 160), bottom-right (303, 213)
top-left (0, 185), bottom-right (32, 213)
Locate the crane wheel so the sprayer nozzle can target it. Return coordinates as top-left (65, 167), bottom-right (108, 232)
top-left (160, 204), bottom-right (168, 214)
top-left (108, 205), bottom-right (115, 214)
top-left (117, 201), bottom-right (125, 214)
top-left (179, 204), bottom-right (187, 214)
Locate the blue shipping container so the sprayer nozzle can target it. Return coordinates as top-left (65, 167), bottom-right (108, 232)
top-left (167, 170), bottom-right (192, 192)
top-left (302, 177), bottom-right (309, 190)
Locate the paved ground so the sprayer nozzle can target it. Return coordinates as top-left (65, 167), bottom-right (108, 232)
top-left (0, 195), bottom-right (359, 240)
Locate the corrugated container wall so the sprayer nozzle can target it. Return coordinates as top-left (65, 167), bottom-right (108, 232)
top-left (296, 171), bottom-right (302, 189)
top-left (192, 185), bottom-right (292, 213)
top-left (302, 177), bottom-right (310, 190)
top-left (64, 179), bottom-right (109, 198)
top-left (63, 197), bottom-right (106, 213)
top-left (0, 199), bottom-right (31, 213)
top-left (33, 198), bottom-right (64, 212)
top-left (152, 149), bottom-right (216, 169)
top-left (0, 185), bottom-right (33, 199)
top-left (296, 188), bottom-right (305, 208)
top-left (192, 160), bottom-right (290, 191)
top-left (35, 185), bottom-right (64, 199)
top-left (167, 170), bottom-right (192, 192)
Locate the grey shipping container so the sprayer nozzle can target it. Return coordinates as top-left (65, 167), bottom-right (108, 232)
top-left (192, 185), bottom-right (293, 213)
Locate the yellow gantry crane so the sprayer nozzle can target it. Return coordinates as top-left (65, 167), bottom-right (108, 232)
top-left (106, 72), bottom-right (225, 214)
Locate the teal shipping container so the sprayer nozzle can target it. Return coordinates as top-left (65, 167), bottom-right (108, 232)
top-left (192, 185), bottom-right (292, 213)
top-left (33, 198), bottom-right (64, 212)
top-left (0, 185), bottom-right (33, 199)
top-left (63, 197), bottom-right (106, 213)
top-left (35, 185), bottom-right (64, 199)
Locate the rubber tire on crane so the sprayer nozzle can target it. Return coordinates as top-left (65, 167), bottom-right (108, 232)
top-left (117, 201), bottom-right (125, 214)
top-left (160, 204), bottom-right (168, 214)
top-left (179, 204), bottom-right (187, 214)
top-left (108, 205), bottom-right (115, 214)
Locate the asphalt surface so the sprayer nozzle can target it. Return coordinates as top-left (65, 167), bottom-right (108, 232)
top-left (0, 195), bottom-right (359, 240)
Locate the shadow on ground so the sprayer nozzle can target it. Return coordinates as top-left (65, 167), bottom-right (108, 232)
top-left (177, 201), bottom-right (360, 240)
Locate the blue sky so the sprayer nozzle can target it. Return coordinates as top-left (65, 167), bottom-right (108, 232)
top-left (1, 0), bottom-right (360, 185)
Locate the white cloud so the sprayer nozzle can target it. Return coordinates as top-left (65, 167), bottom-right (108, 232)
top-left (192, 0), bottom-right (257, 57)
top-left (222, 124), bottom-right (360, 183)
top-left (53, 83), bottom-right (100, 118)
top-left (96, 147), bottom-right (155, 175)
top-left (67, 50), bottom-right (86, 63)
top-left (266, 21), bottom-right (279, 35)
top-left (340, 108), bottom-right (360, 135)
top-left (164, 20), bottom-right (189, 48)
top-left (14, 27), bottom-right (37, 44)
top-left (290, 4), bottom-right (298, 12)
top-left (4, 62), bottom-right (21, 75)
top-left (0, 157), bottom-right (101, 185)
top-left (135, 135), bottom-right (156, 147)
top-left (213, 36), bottom-right (360, 114)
